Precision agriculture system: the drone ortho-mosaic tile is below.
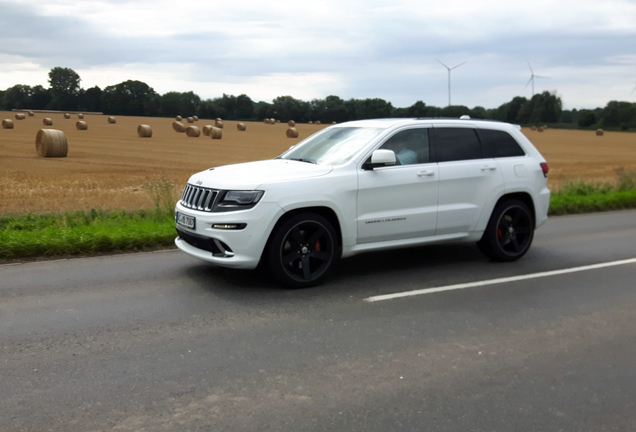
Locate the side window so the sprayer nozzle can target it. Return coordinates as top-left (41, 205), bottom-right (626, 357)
top-left (379, 129), bottom-right (430, 165)
top-left (433, 128), bottom-right (482, 162)
top-left (477, 129), bottom-right (526, 158)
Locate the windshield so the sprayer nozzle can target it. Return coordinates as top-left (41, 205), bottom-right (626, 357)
top-left (279, 127), bottom-right (383, 165)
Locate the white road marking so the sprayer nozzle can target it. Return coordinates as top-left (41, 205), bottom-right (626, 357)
top-left (364, 257), bottom-right (636, 303)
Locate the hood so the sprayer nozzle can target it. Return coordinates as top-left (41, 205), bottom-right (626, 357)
top-left (188, 159), bottom-right (333, 190)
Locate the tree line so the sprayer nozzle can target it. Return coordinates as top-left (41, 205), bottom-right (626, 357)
top-left (1, 67), bottom-right (635, 130)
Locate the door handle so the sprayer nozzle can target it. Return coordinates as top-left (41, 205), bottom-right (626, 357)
top-left (417, 171), bottom-right (435, 177)
top-left (481, 165), bottom-right (497, 171)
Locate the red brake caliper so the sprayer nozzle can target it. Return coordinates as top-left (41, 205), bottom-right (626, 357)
top-left (497, 228), bottom-right (503, 239)
top-left (314, 241), bottom-right (321, 251)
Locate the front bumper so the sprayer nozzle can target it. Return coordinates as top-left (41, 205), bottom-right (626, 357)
top-left (174, 201), bottom-right (284, 269)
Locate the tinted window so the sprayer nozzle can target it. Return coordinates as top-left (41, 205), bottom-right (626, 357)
top-left (477, 129), bottom-right (526, 158)
top-left (434, 128), bottom-right (482, 162)
top-left (379, 129), bottom-right (430, 165)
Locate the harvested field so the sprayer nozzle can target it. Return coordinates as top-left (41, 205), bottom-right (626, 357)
top-left (0, 111), bottom-right (635, 215)
top-left (0, 111), bottom-right (322, 215)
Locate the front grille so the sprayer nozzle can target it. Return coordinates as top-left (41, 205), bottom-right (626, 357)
top-left (180, 184), bottom-right (218, 212)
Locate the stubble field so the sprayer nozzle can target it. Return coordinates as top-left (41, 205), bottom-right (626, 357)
top-left (1, 111), bottom-right (635, 216)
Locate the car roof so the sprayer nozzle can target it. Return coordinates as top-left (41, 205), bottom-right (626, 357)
top-left (333, 118), bottom-right (518, 130)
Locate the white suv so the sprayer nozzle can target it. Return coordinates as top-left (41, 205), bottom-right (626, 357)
top-left (175, 118), bottom-right (550, 287)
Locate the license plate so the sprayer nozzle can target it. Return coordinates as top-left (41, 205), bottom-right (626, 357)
top-left (176, 212), bottom-right (195, 229)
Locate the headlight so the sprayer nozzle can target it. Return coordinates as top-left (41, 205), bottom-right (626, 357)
top-left (216, 190), bottom-right (264, 211)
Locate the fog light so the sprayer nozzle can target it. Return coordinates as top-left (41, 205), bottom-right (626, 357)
top-left (212, 223), bottom-right (246, 230)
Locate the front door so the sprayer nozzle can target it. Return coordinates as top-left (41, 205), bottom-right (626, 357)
top-left (357, 128), bottom-right (439, 244)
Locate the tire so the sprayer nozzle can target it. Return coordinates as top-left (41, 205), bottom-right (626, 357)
top-left (267, 213), bottom-right (338, 288)
top-left (477, 199), bottom-right (535, 262)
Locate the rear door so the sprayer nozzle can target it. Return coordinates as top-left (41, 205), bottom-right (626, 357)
top-left (432, 126), bottom-right (505, 235)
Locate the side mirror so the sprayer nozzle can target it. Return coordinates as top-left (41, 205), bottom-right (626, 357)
top-left (363, 149), bottom-right (397, 170)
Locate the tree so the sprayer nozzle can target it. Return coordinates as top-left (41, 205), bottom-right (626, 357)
top-left (601, 101), bottom-right (634, 127)
top-left (2, 84), bottom-right (33, 110)
top-left (80, 86), bottom-right (102, 112)
top-left (577, 110), bottom-right (596, 127)
top-left (324, 95), bottom-right (348, 123)
top-left (30, 85), bottom-right (52, 110)
top-left (271, 96), bottom-right (309, 122)
top-left (161, 91), bottom-right (200, 117)
top-left (102, 80), bottom-right (159, 116)
top-left (441, 105), bottom-right (470, 118)
top-left (48, 67), bottom-right (81, 110)
top-left (234, 94), bottom-right (254, 119)
top-left (350, 98), bottom-right (393, 120)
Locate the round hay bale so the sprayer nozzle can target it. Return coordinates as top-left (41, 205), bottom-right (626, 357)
top-left (76, 121), bottom-right (88, 130)
top-left (537, 126), bottom-right (544, 132)
top-left (308, 121), bottom-right (313, 124)
top-left (210, 127), bottom-right (222, 139)
top-left (137, 124), bottom-right (152, 138)
top-left (270, 118), bottom-right (276, 124)
top-left (286, 127), bottom-right (299, 138)
top-left (331, 121), bottom-right (337, 124)
top-left (237, 122), bottom-right (246, 131)
top-left (28, 111), bottom-right (34, 117)
top-left (193, 116), bottom-right (199, 121)
top-left (2, 119), bottom-right (14, 129)
top-left (215, 120), bottom-right (224, 128)
top-left (543, 124), bottom-right (548, 129)
top-left (187, 117), bottom-right (194, 123)
top-left (275, 119), bottom-right (281, 123)
top-left (263, 118), bottom-right (270, 124)
top-left (186, 126), bottom-right (201, 137)
top-left (15, 113), bottom-right (25, 120)
top-left (175, 115), bottom-right (182, 121)
top-left (43, 118), bottom-right (53, 126)
top-left (64, 113), bottom-right (71, 119)
top-left (78, 113), bottom-right (84, 119)
top-left (530, 125), bottom-right (537, 131)
top-left (288, 120), bottom-right (295, 127)
top-left (216, 118), bottom-right (222, 122)
top-left (173, 121), bottom-right (186, 132)
top-left (315, 120), bottom-right (321, 125)
top-left (202, 125), bottom-right (213, 136)
top-left (36, 129), bottom-right (67, 158)
top-left (107, 116), bottom-right (116, 124)
top-left (596, 128), bottom-right (604, 136)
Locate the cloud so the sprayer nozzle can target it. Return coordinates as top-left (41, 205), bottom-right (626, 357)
top-left (1, 0), bottom-right (636, 108)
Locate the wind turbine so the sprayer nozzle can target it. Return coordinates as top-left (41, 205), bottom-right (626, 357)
top-left (525, 61), bottom-right (549, 97)
top-left (437, 59), bottom-right (466, 106)
top-left (631, 80), bottom-right (636, 95)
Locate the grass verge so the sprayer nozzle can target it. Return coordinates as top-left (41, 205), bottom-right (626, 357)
top-left (1, 170), bottom-right (635, 262)
top-left (0, 209), bottom-right (176, 261)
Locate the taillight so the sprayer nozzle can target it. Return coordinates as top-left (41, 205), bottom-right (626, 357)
top-left (540, 162), bottom-right (549, 177)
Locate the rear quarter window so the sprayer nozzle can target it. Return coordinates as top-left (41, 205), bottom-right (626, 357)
top-left (477, 129), bottom-right (525, 158)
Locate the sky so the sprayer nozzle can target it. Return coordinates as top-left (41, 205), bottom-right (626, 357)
top-left (1, 0), bottom-right (635, 110)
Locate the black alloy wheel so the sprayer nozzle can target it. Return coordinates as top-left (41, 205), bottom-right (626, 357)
top-left (477, 199), bottom-right (535, 261)
top-left (268, 213), bottom-right (337, 288)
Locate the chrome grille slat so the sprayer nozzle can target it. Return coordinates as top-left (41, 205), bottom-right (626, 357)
top-left (197, 190), bottom-right (207, 210)
top-left (179, 184), bottom-right (218, 212)
top-left (203, 190), bottom-right (215, 210)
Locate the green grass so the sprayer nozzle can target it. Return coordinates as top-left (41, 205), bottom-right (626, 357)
top-left (0, 209), bottom-right (176, 260)
top-left (549, 168), bottom-right (636, 215)
top-left (1, 170), bottom-right (635, 262)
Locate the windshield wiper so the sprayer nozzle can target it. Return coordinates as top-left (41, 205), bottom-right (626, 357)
top-left (288, 158), bottom-right (317, 164)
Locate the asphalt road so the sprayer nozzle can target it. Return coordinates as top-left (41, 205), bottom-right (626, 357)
top-left (2, 210), bottom-right (636, 431)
